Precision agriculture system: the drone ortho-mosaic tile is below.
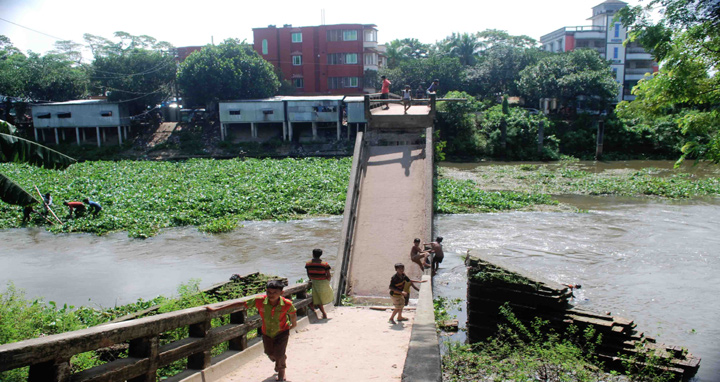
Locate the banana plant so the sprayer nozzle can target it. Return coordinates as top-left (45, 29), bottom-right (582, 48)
top-left (0, 119), bottom-right (76, 206)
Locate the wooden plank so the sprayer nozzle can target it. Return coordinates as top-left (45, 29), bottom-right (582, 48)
top-left (71, 358), bottom-right (150, 382)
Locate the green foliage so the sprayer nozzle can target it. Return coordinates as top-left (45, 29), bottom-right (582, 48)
top-left (435, 178), bottom-right (558, 213)
top-left (0, 274), bottom-right (273, 381)
top-left (436, 91), bottom-right (485, 158)
top-left (91, 47), bottom-right (175, 115)
top-left (433, 296), bottom-right (462, 324)
top-left (379, 56), bottom-right (465, 97)
top-left (443, 305), bottom-right (611, 382)
top-left (517, 49), bottom-right (618, 111)
top-left (0, 157), bottom-right (351, 237)
top-left (178, 39), bottom-right (280, 108)
top-left (616, 0), bottom-right (720, 164)
top-left (480, 105), bottom-right (560, 160)
top-left (0, 36), bottom-right (89, 102)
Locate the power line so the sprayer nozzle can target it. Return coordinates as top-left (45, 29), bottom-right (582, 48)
top-left (0, 17), bottom-right (67, 41)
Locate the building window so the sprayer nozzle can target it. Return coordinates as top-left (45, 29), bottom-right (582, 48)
top-left (612, 68), bottom-right (618, 77)
top-left (614, 23), bottom-right (620, 38)
top-left (343, 30), bottom-right (357, 41)
top-left (346, 77), bottom-right (358, 87)
top-left (229, 110), bottom-right (241, 115)
top-left (57, 112), bottom-right (71, 118)
top-left (292, 32), bottom-right (302, 43)
top-left (327, 30), bottom-right (341, 41)
top-left (37, 113), bottom-right (51, 119)
top-left (262, 39), bottom-right (268, 55)
top-left (292, 55), bottom-right (302, 65)
top-left (345, 53), bottom-right (357, 64)
top-left (364, 53), bottom-right (377, 66)
top-left (327, 53), bottom-right (342, 65)
top-left (613, 47), bottom-right (619, 59)
top-left (364, 30), bottom-right (377, 42)
top-left (293, 78), bottom-right (304, 88)
top-left (100, 111), bottom-right (113, 117)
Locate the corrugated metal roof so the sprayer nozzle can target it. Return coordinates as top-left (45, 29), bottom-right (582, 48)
top-left (38, 99), bottom-right (111, 106)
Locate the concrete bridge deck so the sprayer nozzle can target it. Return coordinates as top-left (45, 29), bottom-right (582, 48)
top-left (216, 307), bottom-right (414, 382)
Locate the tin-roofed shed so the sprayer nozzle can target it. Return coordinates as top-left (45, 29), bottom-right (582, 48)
top-left (219, 98), bottom-right (286, 141)
top-left (31, 100), bottom-right (130, 147)
top-left (283, 96), bottom-right (344, 141)
top-left (344, 96), bottom-right (367, 138)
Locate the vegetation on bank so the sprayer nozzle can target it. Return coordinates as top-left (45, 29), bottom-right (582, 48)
top-left (440, 161), bottom-right (720, 199)
top-left (442, 305), bottom-right (675, 382)
top-left (0, 157), bottom-right (351, 237)
top-left (0, 274), bottom-right (275, 381)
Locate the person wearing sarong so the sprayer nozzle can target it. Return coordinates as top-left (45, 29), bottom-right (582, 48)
top-left (305, 248), bottom-right (333, 319)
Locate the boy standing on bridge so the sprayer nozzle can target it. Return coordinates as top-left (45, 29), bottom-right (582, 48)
top-left (410, 238), bottom-right (431, 272)
top-left (388, 263), bottom-right (425, 324)
top-left (424, 237), bottom-right (444, 274)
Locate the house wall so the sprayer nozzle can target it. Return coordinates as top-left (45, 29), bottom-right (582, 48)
top-left (32, 103), bottom-right (128, 128)
top-left (287, 100), bottom-right (341, 122)
top-left (219, 101), bottom-right (285, 124)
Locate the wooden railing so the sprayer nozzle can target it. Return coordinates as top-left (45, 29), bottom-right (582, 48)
top-left (0, 282), bottom-right (312, 382)
top-left (333, 131), bottom-right (365, 305)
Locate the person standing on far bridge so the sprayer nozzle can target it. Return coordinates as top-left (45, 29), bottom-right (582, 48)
top-left (380, 75), bottom-right (391, 110)
top-left (305, 248), bottom-right (333, 319)
top-left (426, 79), bottom-right (439, 108)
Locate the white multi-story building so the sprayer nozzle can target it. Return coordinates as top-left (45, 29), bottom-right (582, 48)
top-left (540, 0), bottom-right (657, 102)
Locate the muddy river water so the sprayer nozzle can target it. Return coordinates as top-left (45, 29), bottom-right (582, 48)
top-left (1, 161), bottom-right (718, 380)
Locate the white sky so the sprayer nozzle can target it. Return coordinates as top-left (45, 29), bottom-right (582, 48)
top-left (1, 0), bottom-right (645, 58)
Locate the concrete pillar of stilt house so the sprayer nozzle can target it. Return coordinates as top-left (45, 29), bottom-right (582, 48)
top-left (346, 122), bottom-right (350, 141)
top-left (289, 122), bottom-right (294, 142)
top-left (117, 126), bottom-right (122, 145)
top-left (282, 122), bottom-right (287, 141)
top-left (75, 127), bottom-right (80, 145)
top-left (102, 129), bottom-right (106, 143)
top-left (251, 123), bottom-right (257, 139)
top-left (220, 123), bottom-right (225, 141)
top-left (312, 122), bottom-right (317, 140)
top-left (54, 128), bottom-right (59, 145)
top-left (337, 121), bottom-right (341, 141)
top-left (40, 129), bottom-right (45, 142)
top-left (61, 129), bottom-right (66, 141)
top-left (96, 126), bottom-right (101, 147)
top-left (34, 127), bottom-right (38, 141)
top-left (82, 128), bottom-right (86, 143)
top-left (123, 126), bottom-right (127, 140)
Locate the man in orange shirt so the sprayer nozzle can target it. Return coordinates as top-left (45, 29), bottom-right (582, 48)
top-left (256, 280), bottom-right (297, 381)
top-left (380, 75), bottom-right (391, 110)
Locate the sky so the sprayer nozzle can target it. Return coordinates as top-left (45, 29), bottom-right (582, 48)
top-left (0, 0), bottom-right (645, 58)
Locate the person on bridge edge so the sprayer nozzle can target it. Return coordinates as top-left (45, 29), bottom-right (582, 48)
top-left (305, 248), bottom-right (333, 319)
top-left (424, 237), bottom-right (444, 274)
top-left (380, 75), bottom-right (391, 110)
top-left (426, 79), bottom-right (439, 108)
top-left (389, 263), bottom-right (426, 324)
top-left (402, 85), bottom-right (413, 114)
top-left (410, 238), bottom-right (431, 272)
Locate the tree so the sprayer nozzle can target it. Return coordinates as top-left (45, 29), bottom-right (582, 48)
top-left (379, 56), bottom-right (465, 96)
top-left (437, 33), bottom-right (484, 66)
top-left (88, 32), bottom-right (176, 115)
top-left (177, 39), bottom-right (280, 108)
top-left (516, 49), bottom-right (618, 111)
top-left (0, 36), bottom-right (88, 103)
top-left (476, 29), bottom-right (538, 49)
top-left (466, 45), bottom-right (547, 98)
top-left (616, 0), bottom-right (720, 163)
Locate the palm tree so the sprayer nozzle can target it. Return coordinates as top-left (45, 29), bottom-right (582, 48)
top-left (447, 33), bottom-right (485, 66)
top-left (1, 119), bottom-right (76, 206)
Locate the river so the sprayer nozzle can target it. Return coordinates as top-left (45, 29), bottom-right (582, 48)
top-left (1, 161), bottom-right (718, 380)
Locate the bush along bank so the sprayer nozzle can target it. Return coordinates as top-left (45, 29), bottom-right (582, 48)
top-left (0, 273), bottom-right (278, 381)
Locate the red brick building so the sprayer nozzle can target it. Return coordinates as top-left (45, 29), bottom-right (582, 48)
top-left (253, 24), bottom-right (380, 95)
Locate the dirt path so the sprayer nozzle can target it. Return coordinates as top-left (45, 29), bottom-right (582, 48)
top-left (347, 145), bottom-right (431, 300)
top-left (217, 306), bottom-right (414, 382)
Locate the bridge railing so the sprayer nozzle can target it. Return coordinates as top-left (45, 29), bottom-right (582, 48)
top-left (333, 131), bottom-right (365, 305)
top-left (0, 282), bottom-right (312, 382)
